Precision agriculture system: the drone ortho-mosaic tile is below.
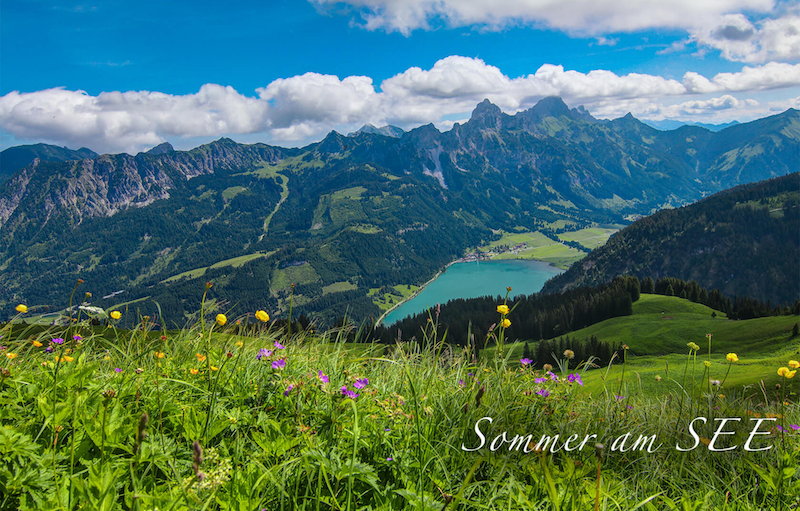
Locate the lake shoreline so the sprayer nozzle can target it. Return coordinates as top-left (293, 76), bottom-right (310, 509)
top-left (376, 257), bottom-right (563, 326)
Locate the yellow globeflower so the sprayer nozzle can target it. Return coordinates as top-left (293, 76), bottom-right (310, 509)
top-left (703, 361), bottom-right (711, 368)
top-left (154, 352), bottom-right (165, 359)
top-left (789, 360), bottom-right (800, 369)
top-left (32, 340), bottom-right (43, 347)
top-left (196, 353), bottom-right (207, 362)
top-left (15, 304), bottom-right (28, 313)
top-left (255, 310), bottom-right (270, 323)
top-left (688, 342), bottom-right (700, 351)
top-left (726, 353), bottom-right (739, 362)
top-left (190, 368), bottom-right (199, 375)
top-left (496, 304), bottom-right (510, 315)
top-left (501, 318), bottom-right (511, 328)
top-left (778, 367), bottom-right (790, 377)
top-left (110, 311), bottom-right (121, 320)
top-left (6, 353), bottom-right (18, 360)
top-left (787, 370), bottom-right (797, 379)
top-left (216, 314), bottom-right (227, 326)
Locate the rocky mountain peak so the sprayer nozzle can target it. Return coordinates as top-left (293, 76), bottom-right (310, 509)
top-left (145, 142), bottom-right (174, 155)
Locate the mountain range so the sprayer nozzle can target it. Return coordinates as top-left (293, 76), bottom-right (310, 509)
top-left (1, 97), bottom-right (798, 325)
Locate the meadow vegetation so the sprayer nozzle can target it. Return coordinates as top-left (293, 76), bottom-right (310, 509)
top-left (2, 286), bottom-right (800, 510)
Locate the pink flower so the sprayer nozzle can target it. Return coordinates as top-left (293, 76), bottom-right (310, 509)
top-left (318, 370), bottom-right (329, 383)
top-left (353, 377), bottom-right (369, 389)
top-left (271, 359), bottom-right (286, 370)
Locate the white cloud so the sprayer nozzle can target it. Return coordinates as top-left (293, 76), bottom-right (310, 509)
top-left (692, 12), bottom-right (800, 62)
top-left (310, 0), bottom-right (773, 35)
top-left (2, 56), bottom-right (800, 153)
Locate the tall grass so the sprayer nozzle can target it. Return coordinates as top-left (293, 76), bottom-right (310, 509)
top-left (0, 300), bottom-right (799, 510)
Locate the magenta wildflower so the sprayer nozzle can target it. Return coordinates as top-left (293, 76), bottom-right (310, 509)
top-left (458, 379), bottom-right (465, 387)
top-left (256, 348), bottom-right (273, 360)
top-left (46, 346), bottom-right (53, 353)
top-left (73, 335), bottom-right (82, 341)
top-left (274, 341), bottom-right (286, 350)
top-left (386, 457), bottom-right (393, 461)
top-left (284, 384), bottom-right (294, 396)
top-left (272, 358), bottom-right (286, 370)
top-left (536, 389), bottom-right (550, 398)
top-left (534, 377), bottom-right (547, 384)
top-left (567, 373), bottom-right (584, 386)
top-left (547, 371), bottom-right (559, 381)
top-left (790, 424), bottom-right (800, 431)
top-left (615, 395), bottom-right (624, 401)
top-left (353, 377), bottom-right (369, 389)
top-left (776, 425), bottom-right (786, 433)
top-left (520, 358), bottom-right (533, 366)
top-left (340, 385), bottom-right (359, 399)
top-left (114, 368), bottom-right (122, 373)
top-left (318, 370), bottom-right (329, 383)
top-left (52, 338), bottom-right (65, 345)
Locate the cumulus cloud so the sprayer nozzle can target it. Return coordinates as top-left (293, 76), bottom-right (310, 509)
top-left (310, 0), bottom-right (773, 35)
top-left (2, 56), bottom-right (800, 153)
top-left (692, 12), bottom-right (800, 62)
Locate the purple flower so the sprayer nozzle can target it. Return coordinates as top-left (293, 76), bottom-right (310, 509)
top-left (536, 389), bottom-right (550, 398)
top-left (468, 372), bottom-right (474, 377)
top-left (777, 425), bottom-right (786, 433)
top-left (534, 377), bottom-right (547, 384)
top-left (567, 373), bottom-right (584, 386)
top-left (318, 370), bottom-right (329, 383)
top-left (353, 377), bottom-right (369, 389)
top-left (520, 358), bottom-right (533, 366)
top-left (384, 428), bottom-right (391, 432)
top-left (73, 335), bottom-right (82, 341)
top-left (790, 424), bottom-right (800, 431)
top-left (274, 341), bottom-right (286, 350)
top-left (46, 346), bottom-right (53, 353)
top-left (615, 395), bottom-right (624, 401)
top-left (458, 379), bottom-right (465, 387)
top-left (52, 338), bottom-right (64, 345)
top-left (271, 358), bottom-right (286, 370)
top-left (256, 348), bottom-right (273, 360)
top-left (386, 457), bottom-right (393, 461)
top-left (284, 384), bottom-right (294, 396)
top-left (547, 371), bottom-right (559, 381)
top-left (114, 368), bottom-right (122, 373)
top-left (340, 385), bottom-right (359, 399)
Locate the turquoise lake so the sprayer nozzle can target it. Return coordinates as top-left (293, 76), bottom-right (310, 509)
top-left (381, 259), bottom-right (563, 325)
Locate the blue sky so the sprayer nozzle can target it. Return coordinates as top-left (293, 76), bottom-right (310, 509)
top-left (2, 0), bottom-right (800, 153)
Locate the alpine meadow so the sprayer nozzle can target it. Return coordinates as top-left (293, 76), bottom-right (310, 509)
top-left (2, 1), bottom-right (800, 509)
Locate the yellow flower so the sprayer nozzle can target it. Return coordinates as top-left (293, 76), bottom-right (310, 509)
top-left (210, 365), bottom-right (219, 371)
top-left (32, 340), bottom-right (43, 347)
top-left (154, 352), bottom-right (165, 359)
top-left (104, 355), bottom-right (111, 360)
top-left (563, 349), bottom-right (575, 359)
top-left (687, 342), bottom-right (700, 351)
top-left (216, 314), bottom-right (227, 326)
top-left (110, 311), bottom-right (121, 320)
top-left (235, 340), bottom-right (244, 348)
top-left (6, 353), bottom-right (18, 360)
top-left (778, 367), bottom-right (790, 377)
top-left (726, 353), bottom-right (739, 362)
top-left (15, 304), bottom-right (28, 313)
top-left (255, 310), bottom-right (269, 323)
top-left (789, 360), bottom-right (800, 369)
top-left (196, 353), bottom-right (207, 362)
top-left (190, 368), bottom-right (199, 375)
top-left (57, 356), bottom-right (74, 363)
top-left (703, 361), bottom-right (711, 368)
top-left (501, 318), bottom-right (511, 328)
top-left (496, 304), bottom-right (510, 315)
top-left (787, 370), bottom-right (797, 379)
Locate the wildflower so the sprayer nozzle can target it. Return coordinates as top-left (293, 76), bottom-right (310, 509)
top-left (655, 375), bottom-right (662, 381)
top-left (341, 386), bottom-right (359, 399)
top-left (458, 379), bottom-right (465, 387)
top-left (236, 341), bottom-right (244, 348)
top-left (567, 373), bottom-right (584, 386)
top-left (256, 348), bottom-right (273, 360)
top-left (789, 360), bottom-right (800, 369)
top-left (534, 377), bottom-right (547, 384)
top-left (272, 359), bottom-right (286, 370)
top-left (726, 353), bottom-right (739, 362)
top-left (32, 340), bottom-right (43, 347)
top-left (155, 352), bottom-right (165, 359)
top-left (102, 389), bottom-right (116, 400)
top-left (710, 379), bottom-right (721, 386)
top-left (114, 367), bottom-right (122, 373)
top-left (615, 395), bottom-right (624, 401)
top-left (547, 371), bottom-right (559, 381)
top-left (216, 314), bottom-right (227, 326)
top-left (226, 352), bottom-right (233, 358)
top-left (255, 310), bottom-right (269, 322)
top-left (318, 370), bottom-right (329, 383)
top-left (136, 368), bottom-right (144, 374)
top-left (160, 335), bottom-right (167, 341)
top-left (790, 425), bottom-right (800, 431)
top-left (687, 342), bottom-right (700, 351)
top-left (496, 304), bottom-right (510, 315)
top-left (563, 349), bottom-right (575, 359)
top-left (520, 358), bottom-right (533, 366)
top-left (507, 286), bottom-right (512, 292)
top-left (210, 366), bottom-right (218, 371)
top-left (52, 338), bottom-right (64, 345)
top-left (110, 311), bottom-right (121, 320)
top-left (703, 361), bottom-right (711, 368)
top-left (190, 368), bottom-right (199, 375)
top-left (787, 370), bottom-right (797, 379)
top-left (196, 353), bottom-right (207, 362)
top-left (536, 389), bottom-right (550, 398)
top-left (58, 356), bottom-right (74, 363)
top-left (387, 457), bottom-right (393, 461)
top-left (6, 353), bottom-right (17, 360)
top-left (542, 364), bottom-right (553, 372)
top-left (73, 335), bottom-right (82, 342)
top-left (501, 318), bottom-right (511, 328)
top-left (284, 384), bottom-right (294, 396)
top-left (778, 367), bottom-right (790, 377)
top-left (354, 378), bottom-right (369, 389)
top-left (274, 341), bottom-right (286, 350)
top-left (15, 304), bottom-right (28, 313)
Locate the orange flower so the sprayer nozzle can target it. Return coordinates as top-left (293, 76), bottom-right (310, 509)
top-left (6, 353), bottom-right (18, 360)
top-left (32, 340), bottom-right (43, 347)
top-left (154, 352), bottom-right (165, 359)
top-left (190, 368), bottom-right (199, 375)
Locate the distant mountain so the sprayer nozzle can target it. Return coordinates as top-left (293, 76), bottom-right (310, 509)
top-left (541, 173), bottom-right (800, 305)
top-left (145, 142), bottom-right (175, 155)
top-left (348, 124), bottom-right (405, 138)
top-left (0, 143), bottom-right (97, 183)
top-left (643, 119), bottom-right (741, 132)
top-left (1, 98), bottom-right (798, 324)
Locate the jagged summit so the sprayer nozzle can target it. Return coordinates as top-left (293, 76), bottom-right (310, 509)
top-left (348, 124), bottom-right (405, 138)
top-left (145, 142), bottom-right (174, 155)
